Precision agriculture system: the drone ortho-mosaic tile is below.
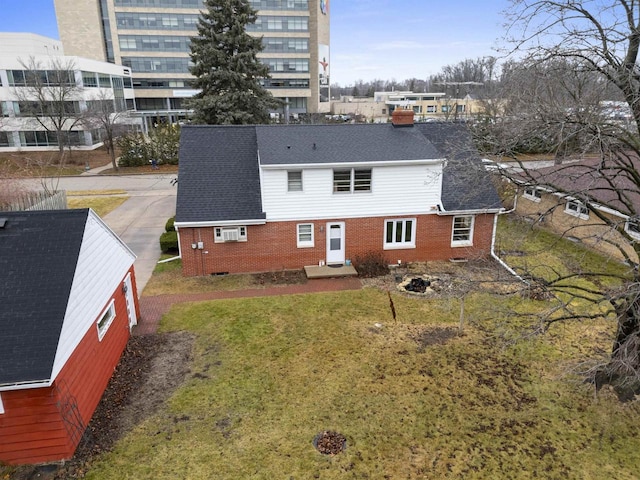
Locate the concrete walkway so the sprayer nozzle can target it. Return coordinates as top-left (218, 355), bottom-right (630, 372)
top-left (135, 277), bottom-right (362, 335)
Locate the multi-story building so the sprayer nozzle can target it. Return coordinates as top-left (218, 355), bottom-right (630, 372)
top-left (54, 0), bottom-right (330, 127)
top-left (0, 33), bottom-right (136, 151)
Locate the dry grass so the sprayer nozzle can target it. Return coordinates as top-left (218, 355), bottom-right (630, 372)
top-left (67, 195), bottom-right (129, 217)
top-left (81, 289), bottom-right (640, 479)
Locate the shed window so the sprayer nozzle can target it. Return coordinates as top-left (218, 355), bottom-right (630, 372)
top-left (96, 299), bottom-right (116, 341)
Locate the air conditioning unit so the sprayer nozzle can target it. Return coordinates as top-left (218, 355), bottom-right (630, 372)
top-left (222, 228), bottom-right (239, 242)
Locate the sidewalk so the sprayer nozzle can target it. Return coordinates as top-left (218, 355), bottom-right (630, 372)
top-left (135, 277), bottom-right (362, 335)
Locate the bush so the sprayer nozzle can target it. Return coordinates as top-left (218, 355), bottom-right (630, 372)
top-left (165, 216), bottom-right (175, 232)
top-left (160, 231), bottom-right (179, 253)
top-left (353, 251), bottom-right (390, 278)
top-left (117, 133), bottom-right (150, 167)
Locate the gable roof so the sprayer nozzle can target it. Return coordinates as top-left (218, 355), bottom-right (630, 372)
top-left (0, 209), bottom-right (88, 386)
top-left (176, 122), bottom-right (502, 223)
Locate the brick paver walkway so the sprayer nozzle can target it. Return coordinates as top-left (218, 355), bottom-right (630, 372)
top-left (135, 277), bottom-right (362, 335)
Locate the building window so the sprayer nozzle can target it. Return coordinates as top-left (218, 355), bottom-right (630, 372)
top-left (0, 393), bottom-right (4, 414)
top-left (456, 104), bottom-right (466, 113)
top-left (82, 71), bottom-right (98, 87)
top-left (384, 218), bottom-right (416, 249)
top-left (297, 223), bottom-right (314, 248)
top-left (288, 171), bottom-right (302, 191)
top-left (426, 105), bottom-right (436, 113)
top-left (441, 105), bottom-right (450, 113)
top-left (96, 300), bottom-right (116, 341)
top-left (523, 186), bottom-right (542, 202)
top-left (626, 220), bottom-right (640, 239)
top-left (565, 200), bottom-right (589, 219)
top-left (333, 168), bottom-right (372, 193)
top-left (214, 226), bottom-right (247, 243)
top-left (451, 215), bottom-right (474, 246)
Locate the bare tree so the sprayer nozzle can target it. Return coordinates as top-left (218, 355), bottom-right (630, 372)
top-left (491, 0), bottom-right (640, 393)
top-left (82, 89), bottom-right (132, 171)
top-left (13, 57), bottom-right (84, 161)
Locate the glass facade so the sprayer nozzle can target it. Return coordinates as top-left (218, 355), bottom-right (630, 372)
top-left (249, 0), bottom-right (308, 10)
top-left (262, 58), bottom-right (309, 73)
top-left (116, 12), bottom-right (199, 30)
top-left (247, 16), bottom-right (309, 32)
top-left (122, 57), bottom-right (191, 73)
top-left (262, 37), bottom-right (308, 53)
top-left (119, 35), bottom-right (192, 51)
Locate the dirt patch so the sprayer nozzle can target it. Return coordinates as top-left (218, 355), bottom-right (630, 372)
top-left (253, 269), bottom-right (307, 286)
top-left (313, 431), bottom-right (347, 455)
top-left (410, 326), bottom-right (461, 351)
top-left (0, 148), bottom-right (113, 176)
top-left (7, 331), bottom-right (194, 480)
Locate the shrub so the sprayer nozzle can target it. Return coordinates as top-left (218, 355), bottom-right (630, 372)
top-left (353, 251), bottom-right (390, 278)
top-left (160, 231), bottom-right (179, 253)
top-left (117, 133), bottom-right (150, 167)
top-left (165, 216), bottom-right (175, 232)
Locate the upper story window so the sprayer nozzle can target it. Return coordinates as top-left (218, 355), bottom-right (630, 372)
top-left (333, 169), bottom-right (371, 193)
top-left (82, 71), bottom-right (99, 87)
top-left (565, 200), bottom-right (589, 220)
top-left (451, 215), bottom-right (474, 246)
top-left (249, 0), bottom-right (308, 10)
top-left (523, 186), bottom-right (542, 202)
top-left (248, 15), bottom-right (309, 32)
top-left (288, 171), bottom-right (302, 192)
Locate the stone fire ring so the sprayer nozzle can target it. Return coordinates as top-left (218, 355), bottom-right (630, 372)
top-left (313, 430), bottom-right (347, 455)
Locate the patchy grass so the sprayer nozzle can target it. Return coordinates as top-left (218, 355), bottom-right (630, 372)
top-left (100, 164), bottom-right (179, 175)
top-left (0, 149), bottom-right (112, 177)
top-left (81, 289), bottom-right (640, 479)
top-left (67, 195), bottom-right (129, 217)
top-left (67, 189), bottom-right (127, 196)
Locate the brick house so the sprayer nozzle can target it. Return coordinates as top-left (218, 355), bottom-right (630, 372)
top-left (175, 111), bottom-right (503, 276)
top-left (0, 209), bottom-right (139, 465)
top-left (513, 157), bottom-right (640, 263)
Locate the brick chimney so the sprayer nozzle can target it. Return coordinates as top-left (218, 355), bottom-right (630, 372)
top-left (391, 108), bottom-right (414, 127)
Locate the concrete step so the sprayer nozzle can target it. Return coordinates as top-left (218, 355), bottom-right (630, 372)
top-left (304, 264), bottom-right (358, 279)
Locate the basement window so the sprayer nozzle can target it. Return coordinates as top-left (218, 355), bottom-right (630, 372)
top-left (96, 299), bottom-right (116, 341)
top-left (523, 186), bottom-right (542, 202)
top-left (565, 200), bottom-right (589, 220)
top-left (626, 220), bottom-right (640, 240)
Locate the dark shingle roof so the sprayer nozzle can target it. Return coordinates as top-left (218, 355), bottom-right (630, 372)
top-left (176, 126), bottom-right (266, 223)
top-left (0, 209), bottom-right (88, 386)
top-left (256, 123), bottom-right (441, 164)
top-left (416, 123), bottom-right (502, 211)
top-left (176, 122), bottom-right (502, 223)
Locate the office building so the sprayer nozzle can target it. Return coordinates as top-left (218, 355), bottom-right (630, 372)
top-left (54, 0), bottom-right (331, 126)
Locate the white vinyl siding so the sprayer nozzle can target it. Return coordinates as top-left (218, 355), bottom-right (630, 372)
top-left (451, 215), bottom-right (474, 246)
top-left (50, 212), bottom-right (136, 381)
top-left (261, 164), bottom-right (443, 221)
top-left (297, 223), bottom-right (314, 247)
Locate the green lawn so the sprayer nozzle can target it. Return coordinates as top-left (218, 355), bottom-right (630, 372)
top-left (83, 289), bottom-right (640, 479)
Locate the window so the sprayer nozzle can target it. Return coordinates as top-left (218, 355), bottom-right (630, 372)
top-left (523, 186), bottom-right (542, 202)
top-left (333, 168), bottom-right (371, 193)
top-left (626, 220), bottom-right (640, 239)
top-left (97, 300), bottom-right (116, 341)
top-left (82, 71), bottom-right (98, 87)
top-left (0, 393), bottom-right (4, 414)
top-left (451, 216), bottom-right (474, 246)
top-left (288, 171), bottom-right (302, 191)
top-left (214, 226), bottom-right (247, 242)
top-left (384, 219), bottom-right (416, 249)
top-left (426, 105), bottom-right (437, 113)
top-left (565, 200), bottom-right (589, 219)
top-left (297, 223), bottom-right (314, 248)
top-left (456, 104), bottom-right (466, 113)
top-left (442, 105), bottom-right (450, 113)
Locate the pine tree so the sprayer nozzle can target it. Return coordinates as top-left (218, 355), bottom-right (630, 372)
top-left (188, 0), bottom-right (280, 124)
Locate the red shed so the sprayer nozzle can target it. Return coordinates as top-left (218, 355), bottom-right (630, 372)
top-left (0, 209), bottom-right (139, 465)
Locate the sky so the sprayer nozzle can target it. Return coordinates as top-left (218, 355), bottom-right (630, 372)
top-left (0, 0), bottom-right (512, 86)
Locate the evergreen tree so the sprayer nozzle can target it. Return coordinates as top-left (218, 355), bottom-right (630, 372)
top-left (188, 0), bottom-right (280, 124)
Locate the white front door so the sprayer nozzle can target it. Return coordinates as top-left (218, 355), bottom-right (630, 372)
top-left (124, 272), bottom-right (137, 330)
top-left (326, 222), bottom-right (345, 264)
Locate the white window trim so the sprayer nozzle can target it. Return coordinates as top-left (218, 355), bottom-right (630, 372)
top-left (333, 168), bottom-right (372, 194)
top-left (451, 215), bottom-right (475, 247)
top-left (214, 226), bottom-right (248, 243)
top-left (0, 393), bottom-right (4, 414)
top-left (296, 223), bottom-right (314, 248)
top-left (96, 299), bottom-right (116, 341)
top-left (523, 186), bottom-right (542, 202)
top-left (383, 218), bottom-right (416, 250)
top-left (565, 200), bottom-right (589, 220)
top-left (625, 220), bottom-right (640, 240)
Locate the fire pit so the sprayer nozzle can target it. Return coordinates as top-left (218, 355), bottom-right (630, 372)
top-left (397, 274), bottom-right (447, 295)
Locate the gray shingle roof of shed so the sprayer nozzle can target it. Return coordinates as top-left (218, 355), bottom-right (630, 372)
top-left (0, 209), bottom-right (87, 386)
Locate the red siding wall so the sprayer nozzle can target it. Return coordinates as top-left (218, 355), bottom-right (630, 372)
top-left (178, 214), bottom-right (496, 276)
top-left (0, 266), bottom-right (137, 465)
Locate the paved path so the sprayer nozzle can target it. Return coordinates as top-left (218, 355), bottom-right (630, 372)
top-left (135, 277), bottom-right (363, 335)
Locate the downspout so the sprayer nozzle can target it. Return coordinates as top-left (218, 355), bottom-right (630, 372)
top-left (490, 193), bottom-right (529, 285)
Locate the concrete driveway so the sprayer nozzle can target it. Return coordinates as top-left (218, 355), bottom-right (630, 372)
top-left (17, 173), bottom-right (177, 293)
